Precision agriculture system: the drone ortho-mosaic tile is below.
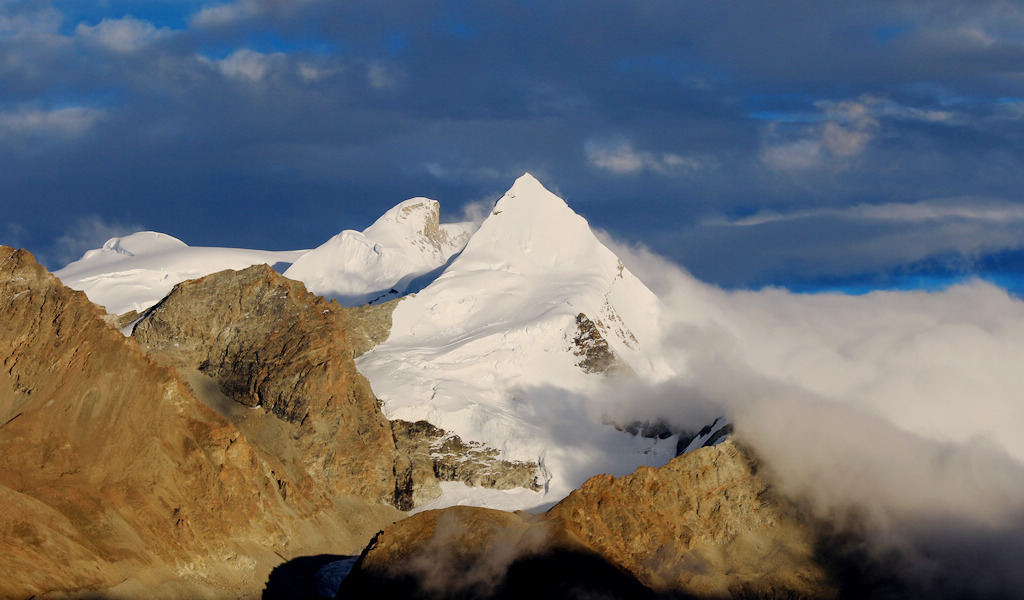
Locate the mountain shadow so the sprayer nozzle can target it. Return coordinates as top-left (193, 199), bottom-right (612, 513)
top-left (263, 554), bottom-right (359, 600)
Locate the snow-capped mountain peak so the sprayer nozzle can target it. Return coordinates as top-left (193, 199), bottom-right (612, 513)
top-left (452, 173), bottom-right (596, 276)
top-left (362, 197), bottom-right (465, 257)
top-left (81, 231), bottom-right (187, 262)
top-left (52, 174), bottom-right (678, 512)
top-left (55, 232), bottom-right (305, 315)
top-left (283, 197), bottom-right (476, 305)
top-left (355, 174), bottom-right (676, 510)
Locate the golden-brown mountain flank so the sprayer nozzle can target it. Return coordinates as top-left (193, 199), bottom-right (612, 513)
top-left (131, 264), bottom-right (403, 505)
top-left (0, 248), bottom-right (402, 599)
top-left (340, 440), bottom-right (838, 600)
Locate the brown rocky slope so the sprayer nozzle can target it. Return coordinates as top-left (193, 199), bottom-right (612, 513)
top-left (0, 247), bottom-right (403, 599)
top-left (131, 264), bottom-right (403, 505)
top-left (340, 439), bottom-right (839, 600)
top-left (129, 264), bottom-right (541, 511)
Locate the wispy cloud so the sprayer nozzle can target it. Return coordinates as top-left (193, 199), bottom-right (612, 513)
top-left (0, 105), bottom-right (104, 140)
top-left (51, 216), bottom-right (145, 267)
top-left (75, 16), bottom-right (172, 53)
top-left (759, 95), bottom-right (880, 172)
top-left (199, 48), bottom-right (281, 82)
top-left (585, 138), bottom-right (716, 176)
top-left (711, 198), bottom-right (1024, 227)
top-left (191, 0), bottom-right (319, 28)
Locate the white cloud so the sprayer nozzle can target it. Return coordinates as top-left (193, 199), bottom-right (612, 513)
top-left (758, 138), bottom-right (823, 171)
top-left (200, 48), bottom-right (278, 82)
top-left (0, 105), bottom-right (104, 139)
top-left (424, 163), bottom-right (507, 182)
top-left (0, 5), bottom-right (62, 37)
top-left (297, 61), bottom-right (342, 83)
top-left (595, 237), bottom-right (1024, 595)
top-left (758, 94), bottom-right (960, 174)
top-left (585, 138), bottom-right (716, 176)
top-left (192, 0), bottom-right (265, 27)
top-left (760, 95), bottom-right (881, 172)
top-left (192, 0), bottom-right (318, 28)
top-left (713, 197), bottom-right (1024, 227)
top-left (75, 16), bottom-right (170, 53)
top-left (367, 61), bottom-right (399, 90)
top-left (699, 197), bottom-right (1024, 276)
top-left (585, 139), bottom-right (646, 174)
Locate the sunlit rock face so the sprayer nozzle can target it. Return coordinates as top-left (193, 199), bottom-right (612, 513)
top-left (339, 440), bottom-right (839, 600)
top-left (0, 247), bottom-right (403, 599)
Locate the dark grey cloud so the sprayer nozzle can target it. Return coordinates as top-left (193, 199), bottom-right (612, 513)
top-left (2, 0), bottom-right (1024, 293)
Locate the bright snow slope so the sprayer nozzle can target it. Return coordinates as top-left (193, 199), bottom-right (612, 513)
top-left (284, 197), bottom-right (475, 305)
top-left (56, 199), bottom-right (475, 314)
top-left (356, 174), bottom-right (678, 510)
top-left (54, 232), bottom-right (308, 315)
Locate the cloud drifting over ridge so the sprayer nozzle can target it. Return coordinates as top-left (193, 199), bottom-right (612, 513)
top-left (596, 237), bottom-right (1024, 597)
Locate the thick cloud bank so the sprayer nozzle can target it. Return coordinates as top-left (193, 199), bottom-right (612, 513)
top-left (601, 237), bottom-right (1024, 598)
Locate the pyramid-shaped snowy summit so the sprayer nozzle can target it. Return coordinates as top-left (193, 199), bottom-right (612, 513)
top-left (355, 173), bottom-right (674, 508)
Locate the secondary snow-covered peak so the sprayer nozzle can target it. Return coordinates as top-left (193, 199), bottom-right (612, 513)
top-left (78, 232), bottom-right (187, 263)
top-left (283, 196), bottom-right (475, 305)
top-left (56, 233), bottom-right (307, 315)
top-left (364, 197), bottom-right (449, 255)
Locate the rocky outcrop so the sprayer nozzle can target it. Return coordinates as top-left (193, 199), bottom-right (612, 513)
top-left (392, 420), bottom-right (542, 509)
top-left (549, 439), bottom-right (835, 598)
top-left (340, 506), bottom-right (657, 600)
top-left (343, 298), bottom-right (400, 358)
top-left (572, 312), bottom-right (620, 375)
top-left (0, 247), bottom-right (403, 599)
top-left (571, 311), bottom-right (637, 377)
top-left (131, 264), bottom-right (403, 505)
top-left (341, 440), bottom-right (838, 599)
top-left (130, 265), bottom-right (534, 510)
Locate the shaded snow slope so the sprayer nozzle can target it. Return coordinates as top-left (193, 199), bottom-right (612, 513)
top-left (55, 232), bottom-right (308, 314)
top-left (356, 174), bottom-right (676, 508)
top-left (284, 198), bottom-right (476, 306)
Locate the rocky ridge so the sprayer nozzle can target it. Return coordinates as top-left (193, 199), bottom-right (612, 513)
top-left (392, 420), bottom-right (542, 509)
top-left (130, 264), bottom-right (543, 511)
top-left (131, 264), bottom-right (402, 504)
top-left (340, 439), bottom-right (838, 599)
top-left (0, 247), bottom-right (403, 599)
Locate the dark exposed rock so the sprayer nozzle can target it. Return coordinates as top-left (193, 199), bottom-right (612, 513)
top-left (676, 418), bottom-right (734, 455)
top-left (616, 417), bottom-right (675, 439)
top-left (100, 308), bottom-right (140, 330)
top-left (391, 420), bottom-right (542, 510)
top-left (549, 439), bottom-right (834, 598)
top-left (571, 312), bottom-right (621, 375)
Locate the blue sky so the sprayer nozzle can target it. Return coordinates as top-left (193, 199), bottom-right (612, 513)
top-left (4, 1), bottom-right (1024, 295)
